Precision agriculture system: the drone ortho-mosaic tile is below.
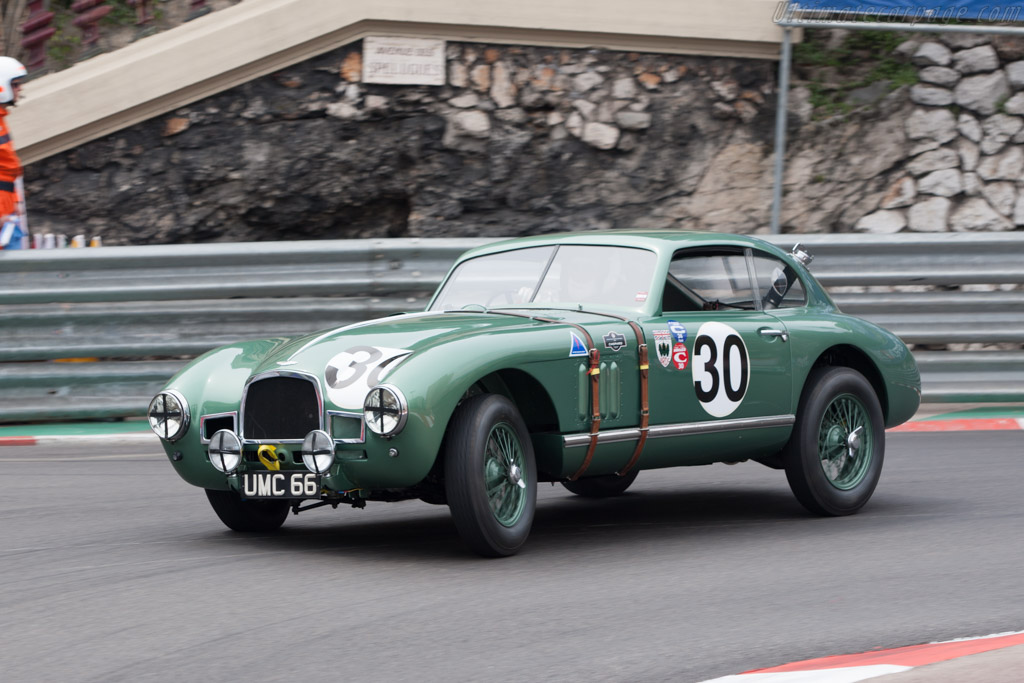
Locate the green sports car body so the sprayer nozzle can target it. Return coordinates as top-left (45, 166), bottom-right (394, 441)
top-left (150, 231), bottom-right (921, 556)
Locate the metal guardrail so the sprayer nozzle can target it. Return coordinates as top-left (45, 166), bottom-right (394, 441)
top-left (1, 234), bottom-right (1022, 423)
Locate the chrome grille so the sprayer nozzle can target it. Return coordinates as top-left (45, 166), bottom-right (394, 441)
top-left (242, 374), bottom-right (321, 441)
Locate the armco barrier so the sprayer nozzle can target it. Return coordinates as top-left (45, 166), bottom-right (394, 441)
top-left (1, 233), bottom-right (1022, 423)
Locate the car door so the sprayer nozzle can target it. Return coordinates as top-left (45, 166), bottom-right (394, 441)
top-left (641, 247), bottom-right (794, 465)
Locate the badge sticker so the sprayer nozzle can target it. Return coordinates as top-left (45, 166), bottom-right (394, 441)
top-left (635, 291), bottom-right (648, 302)
top-left (603, 331), bottom-right (627, 351)
top-left (667, 320), bottom-right (687, 344)
top-left (569, 331), bottom-right (588, 357)
top-left (672, 343), bottom-right (689, 370)
top-left (691, 321), bottom-right (750, 418)
top-left (653, 330), bottom-right (672, 368)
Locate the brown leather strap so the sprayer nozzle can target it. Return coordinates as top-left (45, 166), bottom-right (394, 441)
top-left (556, 309), bottom-right (651, 476)
top-left (528, 315), bottom-right (601, 480)
top-left (569, 342), bottom-right (602, 481)
top-left (616, 320), bottom-right (649, 476)
top-left (473, 309), bottom-right (602, 480)
top-left (453, 308), bottom-right (652, 479)
top-left (551, 308), bottom-right (652, 475)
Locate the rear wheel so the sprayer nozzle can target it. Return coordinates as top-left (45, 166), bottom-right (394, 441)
top-left (562, 469), bottom-right (639, 498)
top-left (444, 394), bottom-right (536, 557)
top-left (783, 367), bottom-right (884, 516)
top-left (205, 489), bottom-right (290, 532)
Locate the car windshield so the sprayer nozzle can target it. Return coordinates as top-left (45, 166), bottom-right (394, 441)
top-left (430, 245), bottom-right (658, 312)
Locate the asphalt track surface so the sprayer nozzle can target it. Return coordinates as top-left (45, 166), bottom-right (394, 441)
top-left (1, 431), bottom-right (1022, 682)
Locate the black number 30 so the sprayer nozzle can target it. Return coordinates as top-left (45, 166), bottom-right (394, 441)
top-left (693, 333), bottom-right (749, 404)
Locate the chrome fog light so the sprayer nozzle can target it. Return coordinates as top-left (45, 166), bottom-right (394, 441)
top-left (363, 384), bottom-right (408, 438)
top-left (301, 430), bottom-right (335, 474)
top-left (148, 391), bottom-right (190, 442)
top-left (208, 429), bottom-right (243, 473)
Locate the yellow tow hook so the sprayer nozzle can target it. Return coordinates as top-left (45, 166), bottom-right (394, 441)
top-left (257, 445), bottom-right (282, 471)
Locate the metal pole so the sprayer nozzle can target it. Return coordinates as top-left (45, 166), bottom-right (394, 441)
top-left (770, 27), bottom-right (792, 235)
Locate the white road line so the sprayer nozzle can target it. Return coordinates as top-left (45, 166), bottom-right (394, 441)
top-left (701, 667), bottom-right (912, 683)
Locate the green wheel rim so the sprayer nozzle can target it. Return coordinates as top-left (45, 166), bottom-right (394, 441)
top-left (483, 422), bottom-right (527, 527)
top-left (817, 393), bottom-right (873, 490)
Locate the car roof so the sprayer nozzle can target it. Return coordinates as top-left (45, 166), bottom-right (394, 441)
top-left (459, 230), bottom-right (788, 261)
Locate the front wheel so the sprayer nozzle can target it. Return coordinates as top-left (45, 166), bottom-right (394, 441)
top-left (444, 394), bottom-right (537, 557)
top-left (562, 469), bottom-right (639, 498)
top-left (783, 367), bottom-right (885, 516)
top-left (205, 489), bottom-right (290, 532)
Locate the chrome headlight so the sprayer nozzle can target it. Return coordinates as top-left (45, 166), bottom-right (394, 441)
top-left (363, 385), bottom-right (408, 438)
top-left (148, 390), bottom-right (190, 442)
top-left (301, 430), bottom-right (335, 474)
top-left (208, 429), bottom-right (242, 473)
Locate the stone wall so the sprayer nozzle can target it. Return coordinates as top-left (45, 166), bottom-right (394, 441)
top-left (848, 34), bottom-right (1024, 233)
top-left (21, 33), bottom-right (1024, 244)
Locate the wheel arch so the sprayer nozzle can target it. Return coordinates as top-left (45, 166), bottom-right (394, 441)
top-left (471, 369), bottom-right (559, 434)
top-left (423, 368), bottom-right (559, 486)
top-left (808, 344), bottom-right (888, 421)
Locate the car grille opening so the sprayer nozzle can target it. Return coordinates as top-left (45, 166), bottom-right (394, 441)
top-left (243, 376), bottom-right (320, 440)
top-left (202, 415), bottom-right (236, 441)
top-left (331, 414), bottom-right (363, 441)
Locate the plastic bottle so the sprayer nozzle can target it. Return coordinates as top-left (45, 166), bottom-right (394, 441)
top-left (0, 216), bottom-right (25, 249)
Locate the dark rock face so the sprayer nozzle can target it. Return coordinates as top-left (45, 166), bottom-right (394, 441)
top-left (23, 43), bottom-right (776, 244)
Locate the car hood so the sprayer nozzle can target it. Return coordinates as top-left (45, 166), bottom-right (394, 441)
top-left (248, 309), bottom-right (596, 377)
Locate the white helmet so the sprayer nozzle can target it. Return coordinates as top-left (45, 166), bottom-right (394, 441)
top-left (0, 57), bottom-right (27, 105)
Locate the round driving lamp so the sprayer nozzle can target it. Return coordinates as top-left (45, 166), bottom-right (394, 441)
top-left (148, 391), bottom-right (190, 442)
top-left (301, 430), bottom-right (335, 474)
top-left (363, 385), bottom-right (408, 438)
top-left (208, 429), bottom-right (243, 474)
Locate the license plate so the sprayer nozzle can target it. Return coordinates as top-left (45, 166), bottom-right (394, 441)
top-left (241, 472), bottom-right (320, 499)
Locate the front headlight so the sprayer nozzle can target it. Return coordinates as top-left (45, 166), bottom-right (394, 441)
top-left (148, 391), bottom-right (190, 442)
top-left (363, 384), bottom-right (408, 438)
top-left (208, 429), bottom-right (242, 473)
top-left (301, 430), bottom-right (335, 474)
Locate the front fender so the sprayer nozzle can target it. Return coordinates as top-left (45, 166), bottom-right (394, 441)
top-left (347, 327), bottom-right (582, 488)
top-left (157, 340), bottom-right (289, 489)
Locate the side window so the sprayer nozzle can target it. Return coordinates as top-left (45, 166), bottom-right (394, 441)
top-left (752, 254), bottom-right (806, 309)
top-left (666, 251), bottom-right (755, 311)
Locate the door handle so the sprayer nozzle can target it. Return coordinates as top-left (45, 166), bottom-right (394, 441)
top-left (758, 328), bottom-right (789, 342)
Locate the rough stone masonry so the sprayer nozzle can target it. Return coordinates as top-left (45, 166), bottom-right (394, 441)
top-left (21, 34), bottom-right (1024, 244)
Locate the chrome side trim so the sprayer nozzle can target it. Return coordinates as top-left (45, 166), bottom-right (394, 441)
top-left (327, 409), bottom-right (366, 445)
top-left (239, 370), bottom-right (324, 443)
top-left (562, 414), bottom-right (796, 448)
top-left (198, 411), bottom-right (238, 445)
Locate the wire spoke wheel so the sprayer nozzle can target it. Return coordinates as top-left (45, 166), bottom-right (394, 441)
top-left (445, 394), bottom-right (537, 557)
top-left (483, 423), bottom-right (527, 526)
top-left (817, 393), bottom-right (872, 490)
top-left (784, 367), bottom-right (885, 516)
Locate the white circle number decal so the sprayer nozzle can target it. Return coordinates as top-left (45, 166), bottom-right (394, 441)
top-left (692, 322), bottom-right (750, 417)
top-left (325, 346), bottom-right (411, 408)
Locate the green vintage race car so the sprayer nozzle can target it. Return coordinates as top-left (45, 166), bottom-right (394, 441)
top-left (149, 231), bottom-right (921, 556)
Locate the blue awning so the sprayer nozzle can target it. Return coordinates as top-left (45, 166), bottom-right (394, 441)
top-left (784, 1), bottom-right (1024, 22)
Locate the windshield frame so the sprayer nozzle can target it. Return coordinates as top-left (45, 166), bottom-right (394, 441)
top-left (427, 244), bottom-right (660, 314)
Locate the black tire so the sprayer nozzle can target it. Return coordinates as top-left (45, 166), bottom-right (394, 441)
top-left (783, 366), bottom-right (885, 516)
top-left (562, 469), bottom-right (639, 498)
top-left (444, 394), bottom-right (537, 557)
top-left (205, 489), bottom-right (290, 532)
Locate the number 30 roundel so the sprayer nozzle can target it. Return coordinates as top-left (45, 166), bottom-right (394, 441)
top-left (691, 322), bottom-right (750, 417)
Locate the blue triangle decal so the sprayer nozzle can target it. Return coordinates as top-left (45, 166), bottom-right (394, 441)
top-left (569, 331), bottom-right (588, 357)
